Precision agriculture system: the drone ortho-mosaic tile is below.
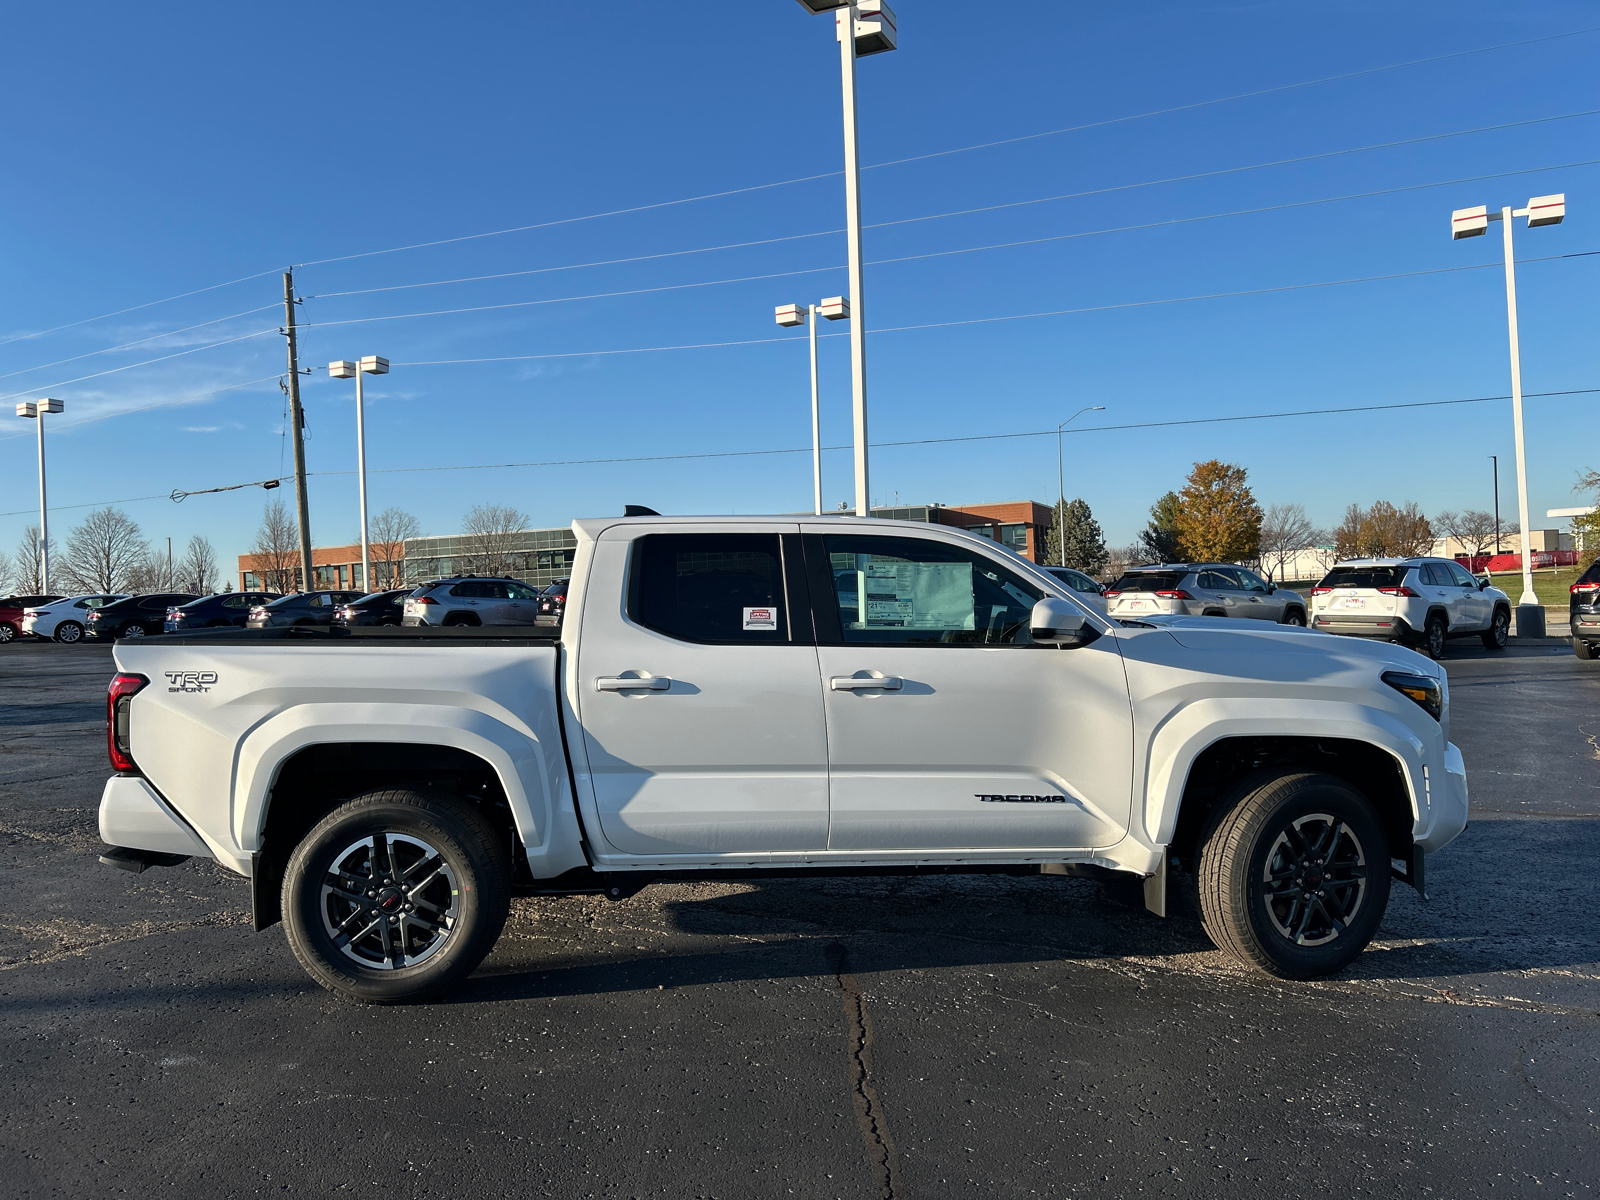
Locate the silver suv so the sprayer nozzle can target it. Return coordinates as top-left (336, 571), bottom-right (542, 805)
top-left (402, 576), bottom-right (544, 627)
top-left (1311, 557), bottom-right (1511, 658)
top-left (1104, 563), bottom-right (1308, 625)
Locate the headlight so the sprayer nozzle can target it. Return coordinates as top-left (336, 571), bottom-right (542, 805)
top-left (1382, 670), bottom-right (1442, 721)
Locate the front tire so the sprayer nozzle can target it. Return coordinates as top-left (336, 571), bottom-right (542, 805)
top-left (1196, 772), bottom-right (1390, 979)
top-left (1481, 608), bottom-right (1509, 650)
top-left (120, 623), bottom-right (145, 639)
top-left (1281, 608), bottom-right (1306, 627)
top-left (54, 621), bottom-right (84, 644)
top-left (0, 623), bottom-right (14, 644)
top-left (282, 789), bottom-right (509, 1003)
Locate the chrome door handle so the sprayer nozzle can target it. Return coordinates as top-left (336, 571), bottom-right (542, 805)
top-left (830, 674), bottom-right (903, 691)
top-left (595, 675), bottom-right (671, 692)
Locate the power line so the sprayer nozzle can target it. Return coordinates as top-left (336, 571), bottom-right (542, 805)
top-left (0, 374), bottom-right (283, 445)
top-left (0, 328), bottom-right (283, 404)
top-left (0, 304), bottom-right (281, 384)
top-left (0, 268), bottom-right (282, 349)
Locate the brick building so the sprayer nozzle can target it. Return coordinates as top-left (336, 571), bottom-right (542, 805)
top-left (867, 500), bottom-right (1055, 562)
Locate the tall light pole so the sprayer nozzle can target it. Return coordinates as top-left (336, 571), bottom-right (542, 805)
top-left (14, 398), bottom-right (62, 592)
top-left (1452, 193), bottom-right (1565, 634)
top-left (793, 0), bottom-right (897, 516)
top-left (1055, 406), bottom-right (1106, 566)
top-left (776, 297), bottom-right (850, 515)
top-left (1489, 454), bottom-right (1501, 555)
top-left (328, 356), bottom-right (389, 592)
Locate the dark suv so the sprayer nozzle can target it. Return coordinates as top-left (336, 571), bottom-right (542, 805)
top-left (164, 592), bottom-right (280, 633)
top-left (87, 593), bottom-right (200, 640)
top-left (535, 578), bottom-right (570, 628)
top-left (1570, 559), bottom-right (1600, 658)
top-left (333, 588), bottom-right (412, 627)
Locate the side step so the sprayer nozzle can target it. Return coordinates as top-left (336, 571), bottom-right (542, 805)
top-left (99, 846), bottom-right (190, 874)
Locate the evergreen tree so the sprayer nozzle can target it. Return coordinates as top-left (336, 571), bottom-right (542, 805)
top-left (1138, 491), bottom-right (1183, 563)
top-left (1046, 497), bottom-right (1108, 574)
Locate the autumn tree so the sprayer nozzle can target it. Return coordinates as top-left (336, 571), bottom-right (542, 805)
top-left (1138, 491), bottom-right (1183, 563)
top-left (369, 507), bottom-right (422, 589)
top-left (1045, 498), bottom-right (1108, 574)
top-left (1173, 461), bottom-right (1262, 563)
top-left (251, 500), bottom-right (300, 593)
top-left (1333, 501), bottom-right (1433, 559)
top-left (459, 504), bottom-right (529, 576)
top-left (60, 508), bottom-right (149, 592)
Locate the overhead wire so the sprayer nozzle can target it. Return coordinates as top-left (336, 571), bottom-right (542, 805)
top-left (0, 329), bottom-right (284, 404)
top-left (0, 304), bottom-right (282, 383)
top-left (0, 375), bottom-right (283, 445)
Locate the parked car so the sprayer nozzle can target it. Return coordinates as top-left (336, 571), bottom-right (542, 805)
top-left (164, 592), bottom-right (280, 633)
top-left (0, 594), bottom-right (65, 644)
top-left (86, 593), bottom-right (200, 640)
top-left (333, 588), bottom-right (412, 628)
top-left (246, 591), bottom-right (365, 629)
top-left (534, 577), bottom-right (570, 627)
top-left (22, 594), bottom-right (128, 643)
top-left (1568, 558), bottom-right (1600, 658)
top-left (101, 514), bottom-right (1467, 1002)
top-left (1044, 566), bottom-right (1107, 615)
top-left (403, 576), bottom-right (544, 627)
top-left (1104, 564), bottom-right (1307, 626)
top-left (1311, 558), bottom-right (1510, 658)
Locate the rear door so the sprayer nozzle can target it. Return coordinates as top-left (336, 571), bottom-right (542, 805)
top-left (806, 530), bottom-right (1132, 852)
top-left (1445, 561), bottom-right (1491, 630)
top-left (571, 524), bottom-right (830, 857)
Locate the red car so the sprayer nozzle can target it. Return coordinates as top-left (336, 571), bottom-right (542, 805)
top-left (0, 595), bottom-right (63, 644)
top-left (534, 577), bottom-right (569, 627)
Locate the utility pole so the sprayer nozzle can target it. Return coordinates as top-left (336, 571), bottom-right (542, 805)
top-left (283, 271), bottom-right (314, 591)
top-left (1490, 455), bottom-right (1501, 554)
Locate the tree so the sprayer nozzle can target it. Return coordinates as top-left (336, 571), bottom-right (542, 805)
top-left (59, 508), bottom-right (149, 593)
top-left (1101, 544), bottom-right (1143, 583)
top-left (1044, 498), bottom-right (1108, 574)
top-left (1333, 501), bottom-right (1433, 559)
top-left (459, 504), bottom-right (529, 576)
top-left (251, 500), bottom-right (300, 593)
top-left (1138, 491), bottom-right (1183, 563)
top-left (1173, 460), bottom-right (1262, 563)
top-left (369, 507), bottom-right (422, 589)
top-left (0, 548), bottom-right (11, 593)
top-left (1570, 470), bottom-right (1600, 555)
top-left (178, 535), bottom-right (220, 594)
top-left (1257, 503), bottom-right (1321, 582)
top-left (12, 527), bottom-right (55, 593)
top-left (1433, 509), bottom-right (1512, 560)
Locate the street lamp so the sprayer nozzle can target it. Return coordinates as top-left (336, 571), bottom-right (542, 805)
top-left (776, 297), bottom-right (850, 515)
top-left (328, 356), bottom-right (389, 592)
top-left (1055, 406), bottom-right (1105, 566)
top-left (14, 398), bottom-right (63, 592)
top-left (792, 0), bottom-right (898, 517)
top-left (1452, 193), bottom-right (1565, 633)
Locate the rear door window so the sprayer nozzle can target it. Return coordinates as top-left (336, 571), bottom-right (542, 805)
top-left (1109, 572), bottom-right (1184, 593)
top-left (1318, 567), bottom-right (1407, 590)
top-left (629, 533), bottom-right (789, 644)
top-left (1198, 570), bottom-right (1238, 591)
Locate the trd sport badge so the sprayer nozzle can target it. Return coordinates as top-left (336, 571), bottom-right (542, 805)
top-left (165, 670), bottom-right (217, 693)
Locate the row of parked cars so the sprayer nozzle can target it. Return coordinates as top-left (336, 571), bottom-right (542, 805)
top-left (0, 576), bottom-right (573, 644)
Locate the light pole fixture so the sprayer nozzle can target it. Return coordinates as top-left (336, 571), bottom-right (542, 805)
top-left (1452, 193), bottom-right (1564, 631)
top-left (14, 397), bottom-right (63, 592)
top-left (792, 0), bottom-right (898, 517)
top-left (1055, 406), bottom-right (1105, 566)
top-left (329, 355), bottom-right (389, 592)
top-left (776, 296), bottom-right (850, 515)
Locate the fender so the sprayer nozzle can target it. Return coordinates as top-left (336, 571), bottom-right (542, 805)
top-left (233, 701), bottom-right (587, 879)
top-left (1138, 696), bottom-right (1431, 847)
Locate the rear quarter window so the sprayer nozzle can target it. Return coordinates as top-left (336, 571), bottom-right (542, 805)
top-left (1108, 572), bottom-right (1184, 593)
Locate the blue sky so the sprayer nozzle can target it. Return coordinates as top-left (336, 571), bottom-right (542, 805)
top-left (2, 1), bottom-right (1597, 574)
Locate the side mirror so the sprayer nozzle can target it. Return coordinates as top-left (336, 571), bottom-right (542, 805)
top-left (1478, 577), bottom-right (1490, 590)
top-left (1030, 597), bottom-right (1100, 647)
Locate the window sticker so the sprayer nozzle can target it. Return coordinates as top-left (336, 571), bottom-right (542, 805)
top-left (860, 562), bottom-right (974, 629)
top-left (742, 606), bottom-right (778, 631)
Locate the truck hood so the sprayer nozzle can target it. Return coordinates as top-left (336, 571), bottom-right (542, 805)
top-left (1123, 615), bottom-right (1441, 678)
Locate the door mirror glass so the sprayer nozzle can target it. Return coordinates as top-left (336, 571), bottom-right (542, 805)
top-left (1029, 597), bottom-right (1099, 648)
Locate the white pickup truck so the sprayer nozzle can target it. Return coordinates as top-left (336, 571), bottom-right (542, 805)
top-left (99, 514), bottom-right (1468, 1002)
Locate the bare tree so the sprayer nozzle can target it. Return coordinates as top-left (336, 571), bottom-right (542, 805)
top-left (0, 547), bottom-right (11, 594)
top-left (124, 553), bottom-right (170, 593)
top-left (178, 535), bottom-right (220, 594)
top-left (251, 500), bottom-right (300, 593)
top-left (1257, 503), bottom-right (1319, 582)
top-left (369, 507), bottom-right (422, 589)
top-left (12, 527), bottom-right (56, 593)
top-left (1433, 509), bottom-right (1513, 560)
top-left (1101, 544), bottom-right (1144, 583)
top-left (459, 504), bottom-right (528, 576)
top-left (59, 508), bottom-right (149, 593)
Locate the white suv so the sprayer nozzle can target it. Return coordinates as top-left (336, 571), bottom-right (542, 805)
top-left (1311, 558), bottom-right (1510, 658)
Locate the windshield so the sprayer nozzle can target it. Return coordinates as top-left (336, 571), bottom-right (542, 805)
top-left (1317, 566), bottom-right (1408, 589)
top-left (1108, 571), bottom-right (1185, 593)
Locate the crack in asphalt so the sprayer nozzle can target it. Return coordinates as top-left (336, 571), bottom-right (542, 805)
top-left (826, 942), bottom-right (903, 1200)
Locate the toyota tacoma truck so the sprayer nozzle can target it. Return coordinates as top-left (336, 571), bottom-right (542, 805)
top-left (98, 514), bottom-right (1468, 1002)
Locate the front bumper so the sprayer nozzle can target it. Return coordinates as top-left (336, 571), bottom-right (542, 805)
top-left (99, 776), bottom-right (211, 859)
top-left (1417, 741), bottom-right (1470, 854)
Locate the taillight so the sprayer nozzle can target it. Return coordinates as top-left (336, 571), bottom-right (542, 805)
top-left (1378, 586), bottom-right (1420, 597)
top-left (1155, 590), bottom-right (1194, 600)
top-left (415, 596), bottom-right (438, 605)
top-left (1103, 590), bottom-right (1121, 598)
top-left (1310, 587), bottom-right (1332, 596)
top-left (107, 673), bottom-right (148, 773)
top-left (1572, 583), bottom-right (1599, 594)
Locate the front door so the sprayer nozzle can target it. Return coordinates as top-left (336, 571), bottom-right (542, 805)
top-left (805, 531), bottom-right (1133, 852)
top-left (1232, 567), bottom-right (1286, 620)
top-left (573, 525), bottom-right (829, 857)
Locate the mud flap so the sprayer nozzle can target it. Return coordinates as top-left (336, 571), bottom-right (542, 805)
top-left (251, 850), bottom-right (284, 931)
top-left (1390, 844), bottom-right (1427, 901)
top-left (1143, 857), bottom-right (1167, 917)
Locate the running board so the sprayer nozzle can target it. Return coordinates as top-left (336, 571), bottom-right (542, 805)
top-left (99, 846), bottom-right (190, 874)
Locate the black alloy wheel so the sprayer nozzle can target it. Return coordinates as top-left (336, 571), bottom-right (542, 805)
top-left (54, 621), bottom-right (83, 644)
top-left (1281, 608), bottom-right (1307, 627)
top-left (1197, 771), bottom-right (1390, 978)
top-left (282, 789), bottom-right (509, 1003)
top-left (1480, 608), bottom-right (1510, 650)
top-left (1421, 614), bottom-right (1447, 660)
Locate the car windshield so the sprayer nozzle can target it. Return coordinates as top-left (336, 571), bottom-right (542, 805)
top-left (1317, 566), bottom-right (1408, 589)
top-left (1108, 571), bottom-right (1185, 593)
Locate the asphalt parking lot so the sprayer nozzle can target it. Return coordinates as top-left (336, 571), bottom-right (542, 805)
top-left (2, 638), bottom-right (1597, 1198)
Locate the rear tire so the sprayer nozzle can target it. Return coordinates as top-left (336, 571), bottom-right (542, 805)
top-left (54, 621), bottom-right (84, 644)
top-left (1196, 771), bottom-right (1390, 979)
top-left (1419, 614), bottom-right (1447, 660)
top-left (1575, 638), bottom-right (1599, 661)
top-left (0, 623), bottom-right (15, 644)
top-left (1480, 608), bottom-right (1509, 650)
top-left (120, 623), bottom-right (145, 639)
top-left (282, 789), bottom-right (510, 1004)
top-left (443, 613), bottom-right (481, 627)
